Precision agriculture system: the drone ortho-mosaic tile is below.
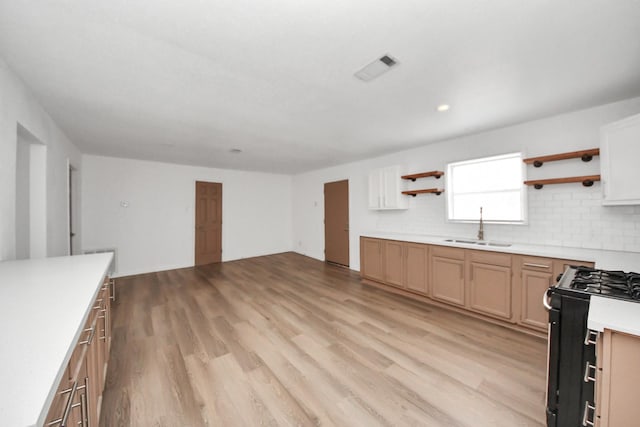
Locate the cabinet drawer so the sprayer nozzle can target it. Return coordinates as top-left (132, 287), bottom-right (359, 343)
top-left (470, 250), bottom-right (511, 267)
top-left (431, 245), bottom-right (465, 260)
top-left (521, 256), bottom-right (554, 272)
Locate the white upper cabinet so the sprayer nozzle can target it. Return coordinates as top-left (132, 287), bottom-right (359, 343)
top-left (368, 165), bottom-right (408, 210)
top-left (601, 113), bottom-right (640, 205)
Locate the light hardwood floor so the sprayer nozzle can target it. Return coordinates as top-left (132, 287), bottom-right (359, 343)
top-left (100, 252), bottom-right (547, 427)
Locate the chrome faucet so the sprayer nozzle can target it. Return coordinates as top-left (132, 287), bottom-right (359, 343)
top-left (477, 206), bottom-right (484, 241)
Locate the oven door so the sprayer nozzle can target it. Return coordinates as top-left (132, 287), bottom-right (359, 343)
top-left (545, 288), bottom-right (560, 427)
top-left (547, 290), bottom-right (594, 427)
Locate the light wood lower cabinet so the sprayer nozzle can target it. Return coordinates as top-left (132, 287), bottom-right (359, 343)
top-left (361, 238), bottom-right (429, 294)
top-left (514, 256), bottom-right (595, 332)
top-left (431, 246), bottom-right (465, 307)
top-left (384, 240), bottom-right (404, 288)
top-left (360, 236), bottom-right (594, 335)
top-left (361, 238), bottom-right (385, 282)
top-left (385, 241), bottom-right (429, 293)
top-left (468, 251), bottom-right (512, 321)
top-left (45, 278), bottom-right (113, 427)
top-left (596, 330), bottom-right (640, 427)
top-left (405, 243), bottom-right (428, 294)
top-left (518, 256), bottom-right (555, 331)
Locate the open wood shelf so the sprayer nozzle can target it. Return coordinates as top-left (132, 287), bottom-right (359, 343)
top-left (524, 175), bottom-right (601, 189)
top-left (401, 171), bottom-right (444, 181)
top-left (523, 148), bottom-right (599, 167)
top-left (402, 188), bottom-right (444, 197)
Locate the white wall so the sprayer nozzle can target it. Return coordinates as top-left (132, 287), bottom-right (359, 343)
top-left (82, 155), bottom-right (293, 277)
top-left (292, 97), bottom-right (640, 271)
top-left (15, 132), bottom-right (30, 259)
top-left (29, 143), bottom-right (47, 258)
top-left (0, 58), bottom-right (82, 261)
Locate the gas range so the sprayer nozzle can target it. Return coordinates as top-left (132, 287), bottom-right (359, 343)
top-left (554, 265), bottom-right (640, 302)
top-left (546, 265), bottom-right (640, 426)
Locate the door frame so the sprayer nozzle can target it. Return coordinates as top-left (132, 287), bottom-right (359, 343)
top-left (67, 160), bottom-right (78, 255)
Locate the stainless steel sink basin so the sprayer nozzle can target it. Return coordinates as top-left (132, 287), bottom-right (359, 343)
top-left (476, 242), bottom-right (512, 247)
top-left (443, 239), bottom-right (512, 247)
top-left (444, 239), bottom-right (477, 244)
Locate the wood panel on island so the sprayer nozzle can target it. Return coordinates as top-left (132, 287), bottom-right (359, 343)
top-left (595, 330), bottom-right (640, 427)
top-left (45, 278), bottom-right (113, 427)
top-left (401, 170), bottom-right (445, 197)
top-left (523, 148), bottom-right (601, 189)
top-left (360, 236), bottom-right (594, 335)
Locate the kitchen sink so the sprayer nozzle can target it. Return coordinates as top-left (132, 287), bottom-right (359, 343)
top-left (444, 239), bottom-right (478, 244)
top-left (443, 239), bottom-right (512, 247)
top-left (477, 242), bottom-right (512, 247)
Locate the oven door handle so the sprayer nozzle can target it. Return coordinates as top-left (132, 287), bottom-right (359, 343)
top-left (543, 288), bottom-right (553, 311)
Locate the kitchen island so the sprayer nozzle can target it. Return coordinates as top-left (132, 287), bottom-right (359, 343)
top-left (0, 253), bottom-right (113, 427)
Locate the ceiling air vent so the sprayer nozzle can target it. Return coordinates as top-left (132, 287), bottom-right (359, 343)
top-left (354, 54), bottom-right (399, 82)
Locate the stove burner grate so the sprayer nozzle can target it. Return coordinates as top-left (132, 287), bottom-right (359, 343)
top-left (571, 266), bottom-right (640, 300)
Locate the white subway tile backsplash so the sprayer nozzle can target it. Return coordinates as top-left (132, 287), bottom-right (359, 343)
top-left (609, 206), bottom-right (636, 215)
top-left (375, 187), bottom-right (640, 253)
top-left (572, 193), bottom-right (592, 200)
top-left (562, 199), bottom-right (583, 208)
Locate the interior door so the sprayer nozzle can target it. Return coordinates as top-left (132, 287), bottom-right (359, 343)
top-left (195, 181), bottom-right (222, 266)
top-left (324, 180), bottom-right (349, 266)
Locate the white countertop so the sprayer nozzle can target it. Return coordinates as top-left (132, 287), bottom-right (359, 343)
top-left (588, 296), bottom-right (640, 337)
top-left (361, 231), bottom-right (640, 272)
top-left (0, 254), bottom-right (113, 427)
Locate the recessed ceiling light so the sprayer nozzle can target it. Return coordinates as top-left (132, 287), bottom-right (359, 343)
top-left (229, 148), bottom-right (242, 153)
top-left (437, 104), bottom-right (450, 112)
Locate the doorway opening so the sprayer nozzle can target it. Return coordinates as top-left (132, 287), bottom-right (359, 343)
top-left (194, 181), bottom-right (222, 266)
top-left (68, 162), bottom-right (78, 255)
top-left (15, 124), bottom-right (46, 260)
top-left (324, 179), bottom-right (349, 267)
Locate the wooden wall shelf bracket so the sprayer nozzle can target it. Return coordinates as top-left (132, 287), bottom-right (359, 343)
top-left (524, 175), bottom-right (601, 189)
top-left (523, 148), bottom-right (600, 167)
top-left (401, 171), bottom-right (444, 182)
top-left (402, 188), bottom-right (444, 197)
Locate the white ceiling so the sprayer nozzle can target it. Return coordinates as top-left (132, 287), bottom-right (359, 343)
top-left (1, 1), bottom-right (639, 174)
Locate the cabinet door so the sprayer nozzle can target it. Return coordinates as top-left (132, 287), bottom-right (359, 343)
top-left (368, 166), bottom-right (408, 210)
top-left (601, 113), bottom-right (640, 205)
top-left (45, 344), bottom-right (89, 427)
top-left (431, 256), bottom-right (465, 306)
top-left (406, 243), bottom-right (428, 294)
top-left (384, 241), bottom-right (404, 288)
top-left (520, 269), bottom-right (553, 330)
top-left (368, 172), bottom-right (381, 208)
top-left (469, 262), bottom-right (512, 320)
top-left (44, 365), bottom-right (72, 426)
top-left (361, 238), bottom-right (384, 282)
top-left (382, 167), bottom-right (399, 208)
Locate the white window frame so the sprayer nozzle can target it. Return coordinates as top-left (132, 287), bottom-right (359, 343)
top-left (446, 152), bottom-right (527, 224)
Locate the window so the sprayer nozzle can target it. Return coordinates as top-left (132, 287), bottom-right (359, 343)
top-left (446, 152), bottom-right (526, 223)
